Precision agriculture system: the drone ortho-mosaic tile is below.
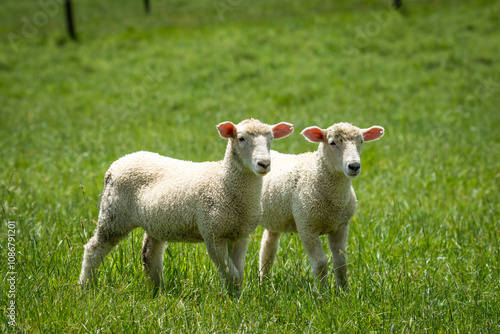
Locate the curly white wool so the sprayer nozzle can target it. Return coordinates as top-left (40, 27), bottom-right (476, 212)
top-left (79, 118), bottom-right (293, 296)
top-left (259, 122), bottom-right (384, 291)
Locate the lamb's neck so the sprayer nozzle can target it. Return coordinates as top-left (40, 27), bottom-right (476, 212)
top-left (314, 149), bottom-right (353, 199)
top-left (221, 142), bottom-right (263, 193)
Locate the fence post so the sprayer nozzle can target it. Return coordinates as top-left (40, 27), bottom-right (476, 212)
top-left (64, 0), bottom-right (77, 40)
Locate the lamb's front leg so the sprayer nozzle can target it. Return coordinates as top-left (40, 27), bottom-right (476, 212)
top-left (328, 223), bottom-right (349, 292)
top-left (141, 233), bottom-right (166, 288)
top-left (299, 231), bottom-right (329, 291)
top-left (205, 237), bottom-right (240, 296)
top-left (229, 237), bottom-right (250, 290)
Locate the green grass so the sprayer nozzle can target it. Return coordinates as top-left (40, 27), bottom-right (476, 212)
top-left (1, 0), bottom-right (499, 332)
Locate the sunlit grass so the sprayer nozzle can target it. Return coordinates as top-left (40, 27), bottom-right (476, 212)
top-left (1, 0), bottom-right (499, 332)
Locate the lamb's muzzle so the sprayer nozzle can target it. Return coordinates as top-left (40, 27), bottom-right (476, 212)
top-left (347, 162), bottom-right (361, 176)
top-left (256, 159), bottom-right (271, 174)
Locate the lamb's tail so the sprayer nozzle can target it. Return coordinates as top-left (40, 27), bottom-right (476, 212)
top-left (98, 170), bottom-right (114, 212)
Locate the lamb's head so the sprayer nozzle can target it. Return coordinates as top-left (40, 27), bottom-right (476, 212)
top-left (217, 118), bottom-right (293, 176)
top-left (301, 122), bottom-right (384, 178)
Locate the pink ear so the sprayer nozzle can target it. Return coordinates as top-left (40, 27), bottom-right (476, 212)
top-left (301, 126), bottom-right (326, 143)
top-left (217, 121), bottom-right (236, 138)
top-left (272, 122), bottom-right (294, 139)
top-left (362, 126), bottom-right (385, 142)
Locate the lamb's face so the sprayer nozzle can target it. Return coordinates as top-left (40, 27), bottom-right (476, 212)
top-left (324, 125), bottom-right (364, 179)
top-left (218, 119), bottom-right (294, 176)
top-left (302, 122), bottom-right (384, 179)
top-left (236, 130), bottom-right (274, 176)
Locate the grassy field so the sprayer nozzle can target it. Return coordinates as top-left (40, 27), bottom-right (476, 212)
top-left (1, 0), bottom-right (499, 332)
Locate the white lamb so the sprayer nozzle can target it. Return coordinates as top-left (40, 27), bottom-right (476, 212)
top-left (259, 122), bottom-right (384, 291)
top-left (79, 119), bottom-right (293, 296)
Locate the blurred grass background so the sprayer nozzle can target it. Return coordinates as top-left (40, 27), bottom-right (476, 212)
top-left (0, 0), bottom-right (499, 332)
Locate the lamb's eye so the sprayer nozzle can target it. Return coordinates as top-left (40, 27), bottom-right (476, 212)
top-left (238, 137), bottom-right (245, 142)
top-left (330, 141), bottom-right (336, 146)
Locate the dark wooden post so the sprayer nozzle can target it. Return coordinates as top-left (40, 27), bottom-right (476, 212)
top-left (64, 0), bottom-right (77, 40)
top-left (145, 0), bottom-right (150, 14)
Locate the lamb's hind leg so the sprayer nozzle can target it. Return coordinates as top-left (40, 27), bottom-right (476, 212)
top-left (259, 230), bottom-right (281, 281)
top-left (79, 218), bottom-right (133, 286)
top-left (141, 233), bottom-right (166, 288)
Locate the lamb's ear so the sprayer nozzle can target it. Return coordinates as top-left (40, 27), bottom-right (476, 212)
top-left (301, 126), bottom-right (326, 143)
top-left (362, 126), bottom-right (385, 142)
top-left (217, 121), bottom-right (236, 139)
top-left (272, 122), bottom-right (294, 139)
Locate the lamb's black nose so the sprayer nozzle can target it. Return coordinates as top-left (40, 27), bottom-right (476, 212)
top-left (348, 162), bottom-right (361, 173)
top-left (258, 161), bottom-right (270, 169)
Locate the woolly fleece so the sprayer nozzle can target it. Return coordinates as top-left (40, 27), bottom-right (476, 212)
top-left (259, 122), bottom-right (384, 291)
top-left (79, 119), bottom-right (293, 296)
